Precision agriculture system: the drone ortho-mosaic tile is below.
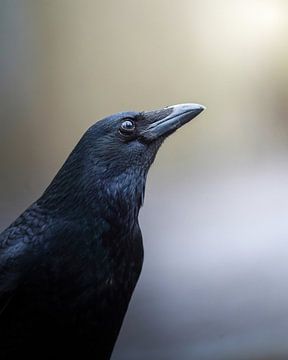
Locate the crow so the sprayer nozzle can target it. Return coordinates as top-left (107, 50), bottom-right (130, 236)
top-left (0, 103), bottom-right (205, 359)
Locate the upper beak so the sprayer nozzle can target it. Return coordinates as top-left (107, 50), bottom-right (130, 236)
top-left (140, 103), bottom-right (205, 142)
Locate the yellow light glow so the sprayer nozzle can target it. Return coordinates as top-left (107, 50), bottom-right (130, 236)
top-left (193, 0), bottom-right (286, 64)
top-left (238, 1), bottom-right (284, 36)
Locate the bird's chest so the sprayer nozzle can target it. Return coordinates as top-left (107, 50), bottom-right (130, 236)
top-left (36, 219), bottom-right (143, 314)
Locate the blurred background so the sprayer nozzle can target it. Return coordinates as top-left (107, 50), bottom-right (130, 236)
top-left (1, 0), bottom-right (288, 359)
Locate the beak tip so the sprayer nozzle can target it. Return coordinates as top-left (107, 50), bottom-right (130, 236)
top-left (169, 102), bottom-right (206, 111)
top-left (193, 104), bottom-right (206, 115)
top-left (169, 103), bottom-right (206, 118)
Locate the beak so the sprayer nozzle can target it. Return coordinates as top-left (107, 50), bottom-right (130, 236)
top-left (140, 103), bottom-right (205, 142)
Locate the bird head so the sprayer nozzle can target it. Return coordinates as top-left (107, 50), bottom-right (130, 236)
top-left (84, 103), bottom-right (205, 178)
top-left (41, 104), bottom-right (205, 213)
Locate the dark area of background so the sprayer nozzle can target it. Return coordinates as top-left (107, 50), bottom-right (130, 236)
top-left (1, 1), bottom-right (288, 359)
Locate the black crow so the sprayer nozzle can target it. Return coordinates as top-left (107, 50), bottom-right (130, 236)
top-left (0, 103), bottom-right (205, 359)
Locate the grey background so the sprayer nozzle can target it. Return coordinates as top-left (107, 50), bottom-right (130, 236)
top-left (1, 1), bottom-right (288, 359)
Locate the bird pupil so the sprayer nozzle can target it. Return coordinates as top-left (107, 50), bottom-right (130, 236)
top-left (121, 120), bottom-right (135, 133)
top-left (123, 121), bottom-right (133, 128)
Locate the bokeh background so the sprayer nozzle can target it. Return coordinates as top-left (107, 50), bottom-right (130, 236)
top-left (1, 0), bottom-right (288, 359)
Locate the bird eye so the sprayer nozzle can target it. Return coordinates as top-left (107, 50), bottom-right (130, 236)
top-left (119, 120), bottom-right (135, 135)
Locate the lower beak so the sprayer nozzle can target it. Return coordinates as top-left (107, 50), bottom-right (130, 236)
top-left (140, 103), bottom-right (205, 142)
